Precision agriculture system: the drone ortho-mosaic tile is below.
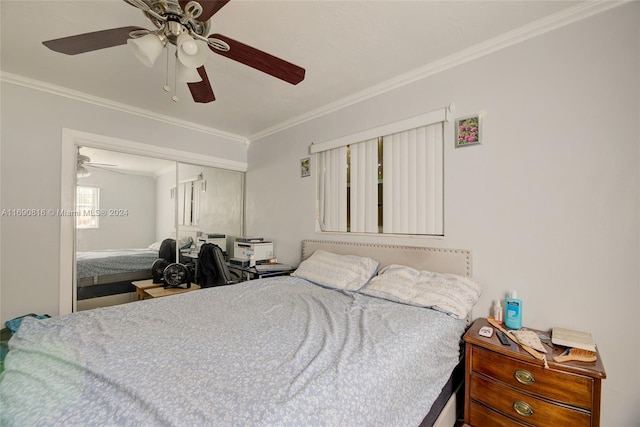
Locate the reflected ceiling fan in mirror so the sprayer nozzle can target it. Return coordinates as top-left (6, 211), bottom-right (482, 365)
top-left (77, 149), bottom-right (119, 178)
top-left (43, 0), bottom-right (306, 103)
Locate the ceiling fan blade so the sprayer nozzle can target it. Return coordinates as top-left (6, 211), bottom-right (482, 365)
top-left (208, 33), bottom-right (305, 85)
top-left (123, 0), bottom-right (152, 11)
top-left (88, 162), bottom-right (118, 167)
top-left (43, 26), bottom-right (145, 55)
top-left (87, 164), bottom-right (125, 174)
top-left (124, 0), bottom-right (151, 10)
top-left (188, 66), bottom-right (216, 103)
top-left (179, 0), bottom-right (230, 22)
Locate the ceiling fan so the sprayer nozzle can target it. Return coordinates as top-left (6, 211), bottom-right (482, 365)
top-left (42, 0), bottom-right (306, 103)
top-left (77, 150), bottom-right (119, 178)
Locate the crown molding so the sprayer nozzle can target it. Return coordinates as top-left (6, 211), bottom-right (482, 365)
top-left (247, 0), bottom-right (629, 143)
top-left (0, 71), bottom-right (248, 146)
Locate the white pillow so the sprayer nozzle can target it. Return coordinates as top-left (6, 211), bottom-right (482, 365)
top-left (359, 264), bottom-right (481, 319)
top-left (292, 250), bottom-right (379, 291)
top-left (148, 237), bottom-right (192, 251)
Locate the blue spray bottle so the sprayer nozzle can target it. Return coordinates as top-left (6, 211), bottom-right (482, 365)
top-left (505, 290), bottom-right (522, 330)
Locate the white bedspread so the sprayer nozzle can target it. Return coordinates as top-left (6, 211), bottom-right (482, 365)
top-left (0, 277), bottom-right (465, 426)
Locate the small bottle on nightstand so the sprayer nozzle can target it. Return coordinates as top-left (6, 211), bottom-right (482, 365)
top-left (493, 299), bottom-right (503, 323)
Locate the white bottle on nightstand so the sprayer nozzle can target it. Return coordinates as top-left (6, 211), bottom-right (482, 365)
top-left (493, 300), bottom-right (503, 323)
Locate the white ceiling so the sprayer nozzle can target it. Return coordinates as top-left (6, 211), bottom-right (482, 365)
top-left (1, 0), bottom-right (615, 142)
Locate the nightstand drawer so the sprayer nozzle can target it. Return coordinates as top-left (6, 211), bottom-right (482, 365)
top-left (469, 401), bottom-right (528, 427)
top-left (470, 374), bottom-right (592, 427)
top-left (472, 345), bottom-right (594, 408)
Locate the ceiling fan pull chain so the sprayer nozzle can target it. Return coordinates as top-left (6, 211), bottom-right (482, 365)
top-left (172, 53), bottom-right (179, 102)
top-left (163, 46), bottom-right (171, 92)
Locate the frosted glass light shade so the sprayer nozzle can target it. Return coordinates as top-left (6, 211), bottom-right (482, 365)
top-left (177, 34), bottom-right (207, 68)
top-left (127, 34), bottom-right (165, 67)
top-left (77, 165), bottom-right (91, 178)
top-left (176, 60), bottom-right (202, 83)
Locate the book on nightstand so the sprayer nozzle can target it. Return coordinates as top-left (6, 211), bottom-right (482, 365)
top-left (551, 327), bottom-right (596, 352)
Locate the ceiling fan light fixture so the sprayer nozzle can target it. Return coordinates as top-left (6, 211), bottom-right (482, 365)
top-left (127, 33), bottom-right (166, 67)
top-left (178, 33), bottom-right (198, 55)
top-left (176, 60), bottom-right (202, 83)
top-left (177, 34), bottom-right (207, 68)
top-left (77, 165), bottom-right (91, 178)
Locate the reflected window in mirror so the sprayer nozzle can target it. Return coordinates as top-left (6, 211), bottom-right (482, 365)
top-left (76, 186), bottom-right (100, 229)
top-left (172, 176), bottom-right (204, 227)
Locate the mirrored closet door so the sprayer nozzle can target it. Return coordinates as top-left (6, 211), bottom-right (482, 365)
top-left (74, 148), bottom-right (244, 311)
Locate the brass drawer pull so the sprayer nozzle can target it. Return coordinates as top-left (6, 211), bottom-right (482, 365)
top-left (514, 369), bottom-right (535, 385)
top-left (513, 400), bottom-right (534, 417)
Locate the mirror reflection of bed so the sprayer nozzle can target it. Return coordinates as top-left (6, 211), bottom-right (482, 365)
top-left (75, 148), bottom-right (244, 311)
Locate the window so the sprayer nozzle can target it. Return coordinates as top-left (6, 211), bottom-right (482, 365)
top-left (178, 180), bottom-right (200, 227)
top-left (171, 177), bottom-right (203, 227)
top-left (76, 186), bottom-right (99, 229)
top-left (312, 107), bottom-right (447, 236)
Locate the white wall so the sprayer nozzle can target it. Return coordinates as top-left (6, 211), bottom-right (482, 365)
top-left (246, 4), bottom-right (639, 426)
top-left (76, 168), bottom-right (156, 251)
top-left (0, 83), bottom-right (247, 324)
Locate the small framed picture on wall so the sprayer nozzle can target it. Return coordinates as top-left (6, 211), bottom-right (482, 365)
top-left (455, 114), bottom-right (482, 148)
top-left (300, 157), bottom-right (310, 177)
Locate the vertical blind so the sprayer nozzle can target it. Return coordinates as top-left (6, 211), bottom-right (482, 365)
top-left (312, 107), bottom-right (447, 236)
top-left (349, 138), bottom-right (379, 233)
top-left (175, 180), bottom-right (201, 227)
top-left (382, 123), bottom-right (443, 234)
top-left (317, 146), bottom-right (348, 231)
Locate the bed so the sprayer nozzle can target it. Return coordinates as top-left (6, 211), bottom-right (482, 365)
top-left (1, 240), bottom-right (479, 426)
top-left (75, 248), bottom-right (159, 303)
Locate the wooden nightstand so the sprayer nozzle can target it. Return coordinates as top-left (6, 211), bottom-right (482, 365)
top-left (464, 318), bottom-right (606, 427)
top-left (144, 284), bottom-right (200, 298)
top-left (132, 279), bottom-right (162, 300)
top-left (132, 279), bottom-right (200, 299)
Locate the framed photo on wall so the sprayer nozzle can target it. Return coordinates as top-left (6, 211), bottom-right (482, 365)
top-left (300, 157), bottom-right (310, 177)
top-left (455, 114), bottom-right (482, 148)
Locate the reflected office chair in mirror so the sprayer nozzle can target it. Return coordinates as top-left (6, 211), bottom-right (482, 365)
top-left (197, 243), bottom-right (240, 287)
top-left (158, 238), bottom-right (178, 263)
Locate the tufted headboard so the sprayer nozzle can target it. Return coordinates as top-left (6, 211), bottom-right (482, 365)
top-left (301, 240), bottom-right (472, 278)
